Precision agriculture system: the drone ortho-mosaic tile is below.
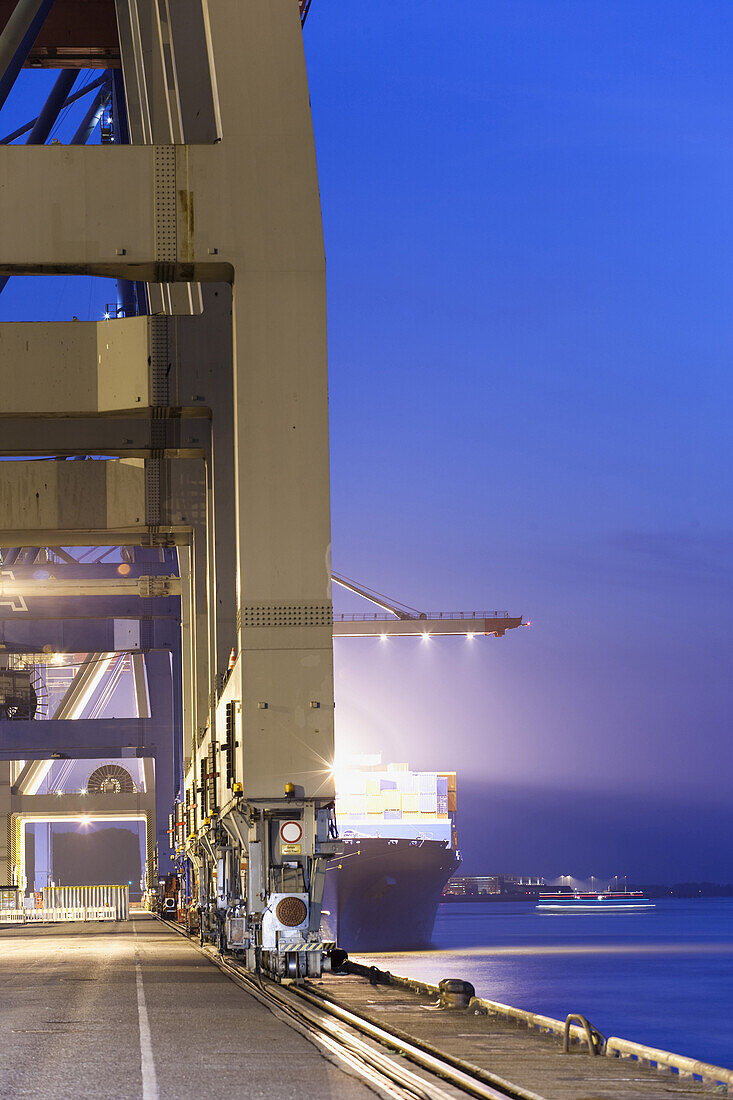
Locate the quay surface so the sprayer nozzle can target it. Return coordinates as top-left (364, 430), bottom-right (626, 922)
top-left (0, 914), bottom-right (373, 1100)
top-left (2, 913), bottom-right (727, 1100)
top-left (318, 964), bottom-right (723, 1099)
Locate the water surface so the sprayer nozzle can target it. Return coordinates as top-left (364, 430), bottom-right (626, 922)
top-left (355, 897), bottom-right (733, 1069)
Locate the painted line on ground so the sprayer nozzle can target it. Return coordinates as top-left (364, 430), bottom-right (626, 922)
top-left (133, 924), bottom-right (159, 1100)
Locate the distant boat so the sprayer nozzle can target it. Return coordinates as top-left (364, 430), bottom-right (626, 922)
top-left (537, 890), bottom-right (655, 913)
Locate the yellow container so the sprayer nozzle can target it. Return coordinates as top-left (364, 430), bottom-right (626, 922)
top-left (382, 789), bottom-right (400, 812)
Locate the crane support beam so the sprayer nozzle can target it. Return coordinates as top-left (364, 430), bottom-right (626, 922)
top-left (0, 620), bottom-right (180, 660)
top-left (0, 317), bottom-right (189, 415)
top-left (0, 717), bottom-right (154, 757)
top-left (0, 458), bottom-right (202, 545)
top-left (0, 415), bottom-right (208, 458)
top-left (13, 758), bottom-right (48, 794)
top-left (0, 0), bottom-right (54, 108)
top-left (0, 142), bottom-right (319, 283)
top-left (0, 559), bottom-right (179, 580)
top-left (70, 76), bottom-right (110, 144)
top-left (0, 575), bottom-right (182, 599)
top-left (333, 616), bottom-right (525, 638)
top-left (0, 0), bottom-right (119, 68)
top-left (27, 68), bottom-right (78, 144)
top-left (0, 598), bottom-right (179, 621)
top-left (1, 71), bottom-right (109, 144)
top-left (10, 793), bottom-right (152, 815)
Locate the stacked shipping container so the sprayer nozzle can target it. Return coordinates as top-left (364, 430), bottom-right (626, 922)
top-left (335, 758), bottom-right (457, 843)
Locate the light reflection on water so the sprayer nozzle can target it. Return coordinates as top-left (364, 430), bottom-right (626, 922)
top-left (354, 897), bottom-right (733, 1069)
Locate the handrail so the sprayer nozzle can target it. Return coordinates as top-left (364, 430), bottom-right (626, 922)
top-left (606, 1036), bottom-right (733, 1089)
top-left (335, 610), bottom-right (511, 622)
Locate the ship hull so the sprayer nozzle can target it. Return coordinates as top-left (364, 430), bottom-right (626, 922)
top-left (321, 837), bottom-right (460, 952)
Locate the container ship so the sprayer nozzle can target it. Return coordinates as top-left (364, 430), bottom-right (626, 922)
top-left (321, 756), bottom-right (460, 951)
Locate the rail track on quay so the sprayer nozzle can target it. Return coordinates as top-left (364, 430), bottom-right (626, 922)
top-left (158, 915), bottom-right (730, 1098)
top-left (158, 917), bottom-right (546, 1100)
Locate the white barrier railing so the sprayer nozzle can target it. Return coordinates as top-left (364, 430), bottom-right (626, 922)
top-left (0, 909), bottom-right (25, 924)
top-left (606, 1036), bottom-right (733, 1091)
top-left (0, 905), bottom-right (117, 925)
top-left (44, 885), bottom-right (129, 920)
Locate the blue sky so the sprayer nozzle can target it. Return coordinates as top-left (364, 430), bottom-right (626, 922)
top-left (1, 2), bottom-right (730, 881)
top-left (306, 2), bottom-right (733, 879)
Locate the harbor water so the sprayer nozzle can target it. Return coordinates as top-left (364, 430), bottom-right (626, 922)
top-left (355, 897), bottom-right (733, 1070)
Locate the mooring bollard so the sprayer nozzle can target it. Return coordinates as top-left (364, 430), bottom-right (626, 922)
top-left (438, 978), bottom-right (475, 1009)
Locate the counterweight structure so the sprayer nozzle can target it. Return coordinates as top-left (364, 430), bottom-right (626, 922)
top-left (0, 0), bottom-right (338, 978)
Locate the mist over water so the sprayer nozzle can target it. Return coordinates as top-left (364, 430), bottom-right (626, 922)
top-left (357, 898), bottom-right (733, 1070)
top-left (456, 781), bottom-right (733, 882)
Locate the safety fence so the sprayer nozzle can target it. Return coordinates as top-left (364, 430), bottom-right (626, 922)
top-left (43, 884), bottom-right (129, 920)
top-left (0, 905), bottom-right (117, 925)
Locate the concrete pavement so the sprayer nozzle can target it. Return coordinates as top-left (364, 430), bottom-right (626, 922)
top-left (0, 914), bottom-right (375, 1100)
